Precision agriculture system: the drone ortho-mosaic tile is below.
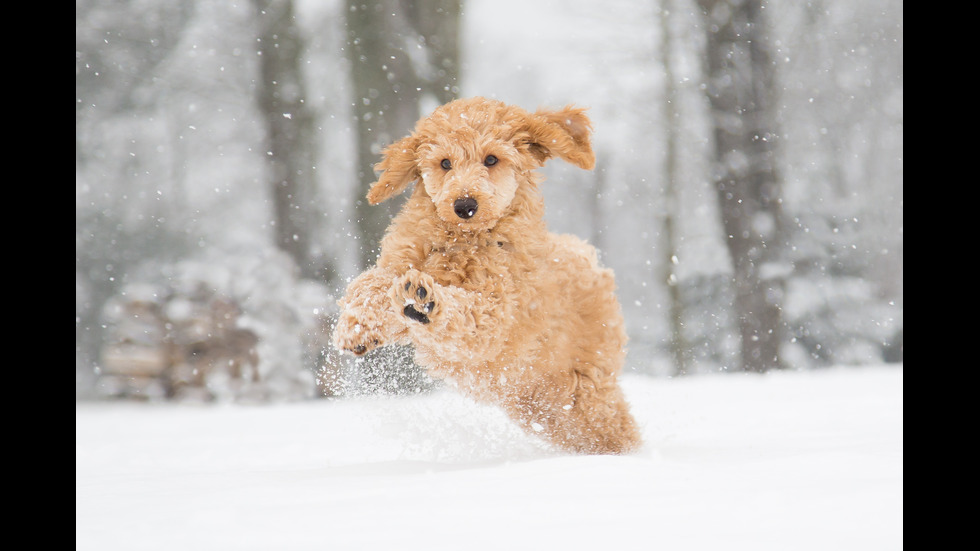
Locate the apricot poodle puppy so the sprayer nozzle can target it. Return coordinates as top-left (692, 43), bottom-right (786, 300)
top-left (333, 97), bottom-right (641, 454)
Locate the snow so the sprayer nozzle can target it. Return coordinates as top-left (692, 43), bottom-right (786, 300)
top-left (76, 365), bottom-right (902, 550)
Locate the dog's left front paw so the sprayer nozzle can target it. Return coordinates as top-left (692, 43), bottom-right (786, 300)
top-left (390, 269), bottom-right (439, 325)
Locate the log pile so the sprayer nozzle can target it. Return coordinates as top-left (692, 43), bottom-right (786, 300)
top-left (98, 283), bottom-right (259, 401)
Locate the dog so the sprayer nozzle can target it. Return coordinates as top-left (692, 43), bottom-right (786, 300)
top-left (333, 97), bottom-right (641, 454)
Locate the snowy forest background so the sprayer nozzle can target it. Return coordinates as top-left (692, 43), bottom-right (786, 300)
top-left (75, 0), bottom-right (903, 403)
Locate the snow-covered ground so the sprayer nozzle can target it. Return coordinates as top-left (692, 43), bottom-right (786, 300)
top-left (76, 366), bottom-right (902, 550)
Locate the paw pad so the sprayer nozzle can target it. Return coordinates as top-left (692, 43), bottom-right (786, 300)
top-left (404, 300), bottom-right (435, 324)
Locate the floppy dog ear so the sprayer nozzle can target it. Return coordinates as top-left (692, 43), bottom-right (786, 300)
top-left (522, 105), bottom-right (596, 170)
top-left (367, 134), bottom-right (421, 205)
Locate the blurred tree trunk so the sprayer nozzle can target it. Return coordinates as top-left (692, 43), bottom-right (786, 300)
top-left (405, 1), bottom-right (462, 106)
top-left (659, 0), bottom-right (691, 376)
top-left (253, 0), bottom-right (320, 278)
top-left (589, 158), bottom-right (607, 251)
top-left (697, 0), bottom-right (785, 372)
top-left (345, 0), bottom-right (461, 269)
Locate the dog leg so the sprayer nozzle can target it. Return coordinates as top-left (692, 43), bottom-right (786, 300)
top-left (505, 368), bottom-right (642, 455)
top-left (333, 268), bottom-right (405, 356)
top-left (388, 269), bottom-right (513, 361)
top-left (549, 385), bottom-right (642, 455)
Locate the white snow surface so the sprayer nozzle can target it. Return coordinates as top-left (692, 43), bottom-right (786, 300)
top-left (76, 366), bottom-right (903, 550)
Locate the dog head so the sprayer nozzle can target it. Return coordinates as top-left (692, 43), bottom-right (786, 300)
top-left (367, 97), bottom-right (595, 231)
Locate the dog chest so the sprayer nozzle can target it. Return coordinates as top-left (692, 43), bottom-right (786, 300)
top-left (419, 239), bottom-right (514, 288)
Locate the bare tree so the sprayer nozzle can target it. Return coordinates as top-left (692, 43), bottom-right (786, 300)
top-left (344, 0), bottom-right (461, 269)
top-left (253, 0), bottom-right (320, 278)
top-left (657, 0), bottom-right (694, 375)
top-left (697, 0), bottom-right (786, 372)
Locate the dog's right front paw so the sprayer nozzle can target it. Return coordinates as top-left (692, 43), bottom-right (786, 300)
top-left (332, 310), bottom-right (385, 356)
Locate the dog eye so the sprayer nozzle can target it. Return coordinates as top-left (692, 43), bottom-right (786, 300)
top-left (440, 159), bottom-right (452, 170)
top-left (484, 155), bottom-right (498, 167)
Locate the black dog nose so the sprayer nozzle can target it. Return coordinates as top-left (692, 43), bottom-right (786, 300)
top-left (453, 197), bottom-right (478, 219)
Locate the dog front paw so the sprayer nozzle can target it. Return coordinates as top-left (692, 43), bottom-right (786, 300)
top-left (332, 309), bottom-right (385, 356)
top-left (390, 269), bottom-right (439, 325)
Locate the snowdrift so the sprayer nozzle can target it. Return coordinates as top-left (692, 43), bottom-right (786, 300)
top-left (76, 366), bottom-right (902, 550)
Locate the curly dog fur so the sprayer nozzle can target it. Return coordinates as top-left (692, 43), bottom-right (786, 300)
top-left (333, 97), bottom-right (641, 454)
